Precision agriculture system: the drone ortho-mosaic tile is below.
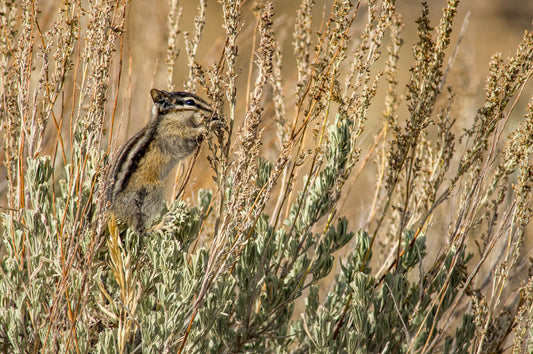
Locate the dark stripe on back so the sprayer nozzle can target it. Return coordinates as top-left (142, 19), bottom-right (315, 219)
top-left (107, 123), bottom-right (155, 202)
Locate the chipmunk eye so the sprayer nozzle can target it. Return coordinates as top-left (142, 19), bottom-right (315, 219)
top-left (184, 99), bottom-right (196, 106)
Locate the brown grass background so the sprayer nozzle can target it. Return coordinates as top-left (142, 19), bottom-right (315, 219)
top-left (23, 0), bottom-right (533, 288)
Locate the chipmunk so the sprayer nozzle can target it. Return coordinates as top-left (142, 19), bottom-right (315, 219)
top-left (105, 88), bottom-right (221, 235)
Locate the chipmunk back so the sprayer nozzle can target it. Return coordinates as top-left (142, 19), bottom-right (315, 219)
top-left (105, 88), bottom-right (219, 235)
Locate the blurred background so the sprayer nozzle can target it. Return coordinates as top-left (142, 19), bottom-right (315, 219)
top-left (24, 0), bottom-right (533, 290)
top-left (117, 0), bottom-right (533, 234)
top-left (32, 0), bottom-right (533, 177)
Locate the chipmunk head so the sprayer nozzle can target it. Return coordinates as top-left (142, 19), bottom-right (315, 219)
top-left (150, 89), bottom-right (221, 132)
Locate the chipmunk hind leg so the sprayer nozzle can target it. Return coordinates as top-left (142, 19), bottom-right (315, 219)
top-left (114, 183), bottom-right (165, 235)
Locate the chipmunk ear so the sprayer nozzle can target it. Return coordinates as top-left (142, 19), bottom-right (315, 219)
top-left (150, 89), bottom-right (170, 105)
top-left (150, 89), bottom-right (171, 117)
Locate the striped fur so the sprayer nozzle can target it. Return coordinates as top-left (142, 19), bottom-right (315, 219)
top-left (105, 89), bottom-right (216, 234)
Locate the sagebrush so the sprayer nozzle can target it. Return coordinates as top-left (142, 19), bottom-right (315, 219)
top-left (1, 0), bottom-right (532, 352)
